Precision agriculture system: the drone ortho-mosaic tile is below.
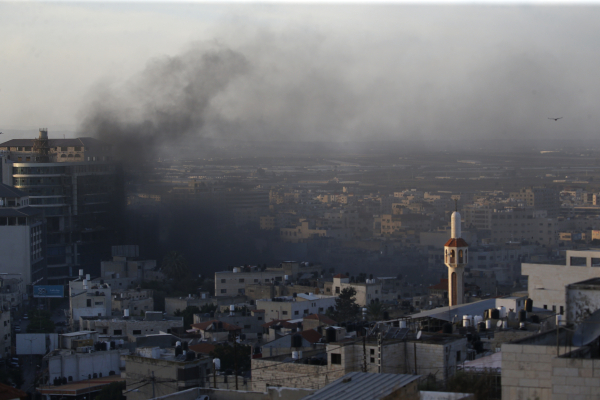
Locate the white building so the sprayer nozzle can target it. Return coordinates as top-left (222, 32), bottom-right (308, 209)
top-left (45, 348), bottom-right (124, 383)
top-left (522, 250), bottom-right (600, 315)
top-left (69, 274), bottom-right (112, 329)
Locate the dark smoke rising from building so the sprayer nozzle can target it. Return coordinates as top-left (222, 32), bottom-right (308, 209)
top-left (79, 44), bottom-right (249, 165)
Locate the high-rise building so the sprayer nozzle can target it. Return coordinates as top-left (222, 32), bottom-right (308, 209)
top-left (444, 211), bottom-right (468, 306)
top-left (0, 129), bottom-right (123, 284)
top-left (0, 184), bottom-right (46, 285)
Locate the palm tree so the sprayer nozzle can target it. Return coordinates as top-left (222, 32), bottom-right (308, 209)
top-left (161, 251), bottom-right (191, 281)
top-left (366, 301), bottom-right (384, 320)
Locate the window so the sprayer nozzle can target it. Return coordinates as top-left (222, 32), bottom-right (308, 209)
top-left (244, 325), bottom-right (251, 329)
top-left (257, 317), bottom-right (262, 321)
top-left (552, 305), bottom-right (556, 312)
top-left (304, 309), bottom-right (309, 314)
top-left (370, 349), bottom-right (375, 355)
top-left (331, 354), bottom-right (341, 365)
top-left (239, 279), bottom-right (245, 283)
top-left (294, 311), bottom-right (299, 315)
top-left (370, 357), bottom-right (375, 363)
top-left (560, 306), bottom-right (564, 315)
top-left (87, 299), bottom-right (92, 307)
top-left (456, 351), bottom-right (461, 362)
top-left (282, 311), bottom-right (288, 315)
top-left (543, 305), bottom-right (547, 309)
top-left (221, 289), bottom-right (227, 294)
top-left (133, 330), bottom-right (142, 335)
top-left (113, 329), bottom-right (122, 335)
top-left (254, 279), bottom-right (259, 283)
top-left (335, 287), bottom-right (340, 294)
top-left (221, 279), bottom-right (226, 283)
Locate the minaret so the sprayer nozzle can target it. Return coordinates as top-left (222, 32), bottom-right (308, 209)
top-left (444, 206), bottom-right (468, 306)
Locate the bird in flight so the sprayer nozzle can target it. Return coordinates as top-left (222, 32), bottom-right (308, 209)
top-left (548, 117), bottom-right (562, 121)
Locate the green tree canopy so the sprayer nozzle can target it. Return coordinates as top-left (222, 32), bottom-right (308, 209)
top-left (330, 287), bottom-right (360, 322)
top-left (366, 300), bottom-right (384, 320)
top-left (161, 251), bottom-right (191, 281)
top-left (209, 343), bottom-right (252, 373)
top-left (174, 306), bottom-right (201, 329)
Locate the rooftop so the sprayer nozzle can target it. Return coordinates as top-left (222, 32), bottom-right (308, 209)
top-left (301, 372), bottom-right (420, 400)
top-left (37, 375), bottom-right (124, 396)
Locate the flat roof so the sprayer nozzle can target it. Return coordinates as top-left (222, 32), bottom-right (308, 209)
top-left (302, 372), bottom-right (420, 400)
top-left (37, 375), bottom-right (124, 395)
top-left (409, 299), bottom-right (497, 322)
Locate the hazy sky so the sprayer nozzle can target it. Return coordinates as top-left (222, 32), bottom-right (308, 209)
top-left (1, 2), bottom-right (600, 144)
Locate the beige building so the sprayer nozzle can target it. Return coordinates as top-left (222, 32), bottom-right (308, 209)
top-left (112, 289), bottom-right (154, 316)
top-left (328, 274), bottom-right (383, 306)
top-left (280, 219), bottom-right (352, 243)
top-left (522, 250), bottom-right (600, 317)
top-left (123, 348), bottom-right (212, 400)
top-left (510, 187), bottom-right (560, 218)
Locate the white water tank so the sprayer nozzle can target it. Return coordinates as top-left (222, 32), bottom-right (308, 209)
top-left (233, 267), bottom-right (240, 273)
top-left (176, 341), bottom-right (182, 347)
top-left (292, 351), bottom-right (299, 359)
top-left (124, 309), bottom-right (129, 317)
top-left (82, 279), bottom-right (88, 290)
top-left (474, 315), bottom-right (483, 325)
top-left (151, 347), bottom-right (161, 359)
top-left (285, 275), bottom-right (289, 281)
top-left (556, 315), bottom-right (564, 326)
top-left (86, 274), bottom-right (91, 281)
top-left (213, 358), bottom-right (221, 370)
top-left (79, 269), bottom-right (84, 277)
top-left (201, 293), bottom-right (207, 299)
top-left (497, 306), bottom-right (506, 319)
top-left (463, 315), bottom-right (470, 327)
top-left (486, 320), bottom-right (493, 330)
top-left (502, 320), bottom-right (508, 329)
top-left (399, 320), bottom-right (407, 329)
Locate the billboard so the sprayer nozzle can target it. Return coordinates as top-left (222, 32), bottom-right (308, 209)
top-left (33, 285), bottom-right (64, 298)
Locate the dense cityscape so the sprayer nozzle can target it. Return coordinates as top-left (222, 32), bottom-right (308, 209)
top-left (3, 2), bottom-right (600, 400)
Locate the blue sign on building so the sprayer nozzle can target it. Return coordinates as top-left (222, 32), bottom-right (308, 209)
top-left (33, 285), bottom-right (65, 298)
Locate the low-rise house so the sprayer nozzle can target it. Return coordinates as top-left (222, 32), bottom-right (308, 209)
top-left (260, 329), bottom-right (323, 357)
top-left (189, 320), bottom-right (242, 342)
top-left (112, 288), bottom-right (154, 316)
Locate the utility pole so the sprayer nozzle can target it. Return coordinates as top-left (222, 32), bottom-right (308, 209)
top-left (377, 332), bottom-right (382, 373)
top-left (234, 332), bottom-right (238, 390)
top-left (362, 335), bottom-right (367, 373)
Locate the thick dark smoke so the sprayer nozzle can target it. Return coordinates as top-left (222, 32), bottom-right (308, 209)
top-left (80, 44), bottom-right (249, 164)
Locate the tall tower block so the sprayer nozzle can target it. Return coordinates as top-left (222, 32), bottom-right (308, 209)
top-left (444, 211), bottom-right (468, 306)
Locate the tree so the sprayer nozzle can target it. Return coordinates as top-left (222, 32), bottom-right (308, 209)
top-left (366, 300), bottom-right (384, 320)
top-left (161, 251), bottom-right (191, 281)
top-left (209, 343), bottom-right (252, 373)
top-left (173, 306), bottom-right (201, 329)
top-left (95, 381), bottom-right (126, 400)
top-left (330, 287), bottom-right (360, 322)
top-left (200, 303), bottom-right (218, 314)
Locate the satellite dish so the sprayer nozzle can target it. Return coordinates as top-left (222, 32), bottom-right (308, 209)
top-left (416, 330), bottom-right (422, 340)
top-left (496, 320), bottom-right (503, 328)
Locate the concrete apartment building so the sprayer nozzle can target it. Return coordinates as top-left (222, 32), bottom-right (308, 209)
top-left (255, 293), bottom-right (337, 323)
top-left (510, 186), bottom-right (560, 218)
top-left (280, 219), bottom-right (352, 243)
top-left (0, 129), bottom-right (123, 284)
top-left (522, 250), bottom-right (600, 317)
top-left (326, 274), bottom-right (383, 306)
top-left (80, 312), bottom-right (183, 342)
top-left (100, 245), bottom-right (161, 289)
top-left (214, 261), bottom-right (323, 297)
top-left (0, 183), bottom-right (45, 285)
top-left (251, 333), bottom-right (467, 392)
top-left (0, 304), bottom-right (10, 359)
top-left (69, 275), bottom-right (112, 329)
top-left (490, 208), bottom-right (558, 245)
top-left (112, 288), bottom-right (154, 316)
top-left (123, 347), bottom-right (212, 400)
top-left (45, 347), bottom-right (124, 383)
